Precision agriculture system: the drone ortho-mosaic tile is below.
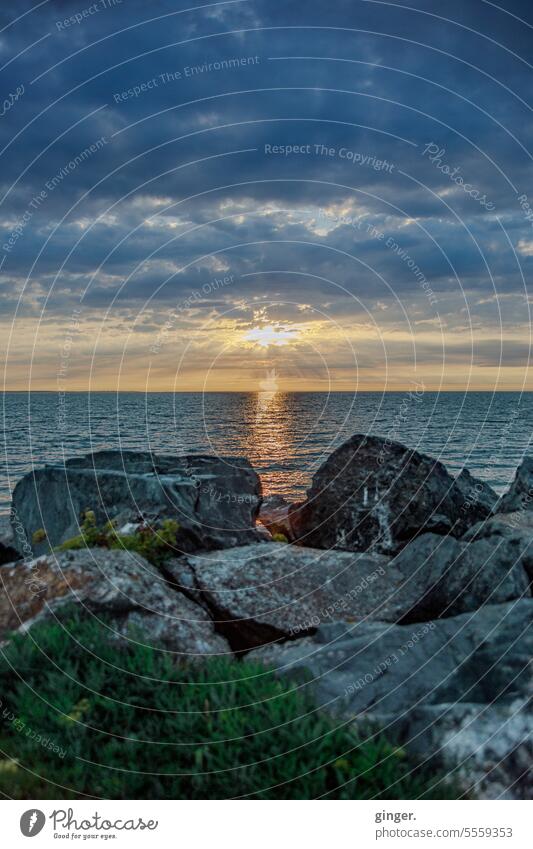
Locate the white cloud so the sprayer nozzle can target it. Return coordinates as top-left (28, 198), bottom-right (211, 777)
top-left (517, 239), bottom-right (533, 256)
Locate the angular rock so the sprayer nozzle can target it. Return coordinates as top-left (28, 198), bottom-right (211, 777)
top-left (249, 600), bottom-right (533, 799)
top-left (289, 435), bottom-right (492, 554)
top-left (167, 543), bottom-right (394, 650)
top-left (11, 450), bottom-right (263, 556)
top-left (391, 533), bottom-right (530, 622)
top-left (166, 535), bottom-right (529, 650)
top-left (403, 701), bottom-right (532, 800)
top-left (462, 513), bottom-right (533, 586)
top-left (497, 457), bottom-right (533, 514)
top-left (0, 548), bottom-right (229, 657)
top-left (0, 514), bottom-right (20, 565)
top-left (463, 511), bottom-right (533, 541)
top-left (453, 468), bottom-right (499, 518)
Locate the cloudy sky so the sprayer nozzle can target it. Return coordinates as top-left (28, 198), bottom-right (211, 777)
top-left (1, 0), bottom-right (532, 391)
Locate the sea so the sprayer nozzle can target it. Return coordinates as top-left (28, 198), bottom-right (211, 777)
top-left (1, 391), bottom-right (532, 515)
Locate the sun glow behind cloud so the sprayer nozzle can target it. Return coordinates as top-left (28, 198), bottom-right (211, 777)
top-left (244, 324), bottom-right (301, 348)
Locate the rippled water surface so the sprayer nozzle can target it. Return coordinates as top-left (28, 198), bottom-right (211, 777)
top-left (2, 391), bottom-right (532, 513)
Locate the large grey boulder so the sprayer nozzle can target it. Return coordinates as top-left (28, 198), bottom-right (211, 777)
top-left (249, 600), bottom-right (533, 799)
top-left (497, 457), bottom-right (533, 513)
top-left (11, 450), bottom-right (263, 556)
top-left (453, 468), bottom-right (499, 519)
top-left (464, 511), bottom-right (533, 540)
top-left (289, 435), bottom-right (495, 554)
top-left (403, 701), bottom-right (532, 800)
top-left (0, 548), bottom-right (230, 658)
top-left (462, 513), bottom-right (533, 586)
top-left (166, 535), bottom-right (529, 651)
top-left (167, 543), bottom-right (393, 650)
top-left (391, 533), bottom-right (530, 622)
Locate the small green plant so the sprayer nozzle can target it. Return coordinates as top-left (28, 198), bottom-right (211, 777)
top-left (0, 612), bottom-right (459, 800)
top-left (61, 698), bottom-right (91, 725)
top-left (109, 518), bottom-right (180, 567)
top-left (31, 528), bottom-right (47, 544)
top-left (272, 532), bottom-right (289, 543)
top-left (56, 513), bottom-right (180, 567)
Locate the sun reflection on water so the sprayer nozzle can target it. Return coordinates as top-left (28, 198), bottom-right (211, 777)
top-left (243, 384), bottom-right (297, 496)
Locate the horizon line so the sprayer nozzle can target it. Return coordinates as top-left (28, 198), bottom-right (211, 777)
top-left (3, 389), bottom-right (533, 395)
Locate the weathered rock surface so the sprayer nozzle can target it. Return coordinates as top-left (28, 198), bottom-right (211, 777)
top-left (403, 701), bottom-right (532, 800)
top-left (0, 548), bottom-right (229, 657)
top-left (0, 514), bottom-right (20, 565)
top-left (289, 435), bottom-right (494, 554)
top-left (167, 543), bottom-right (393, 650)
top-left (391, 533), bottom-right (530, 622)
top-left (497, 456), bottom-right (533, 514)
top-left (453, 468), bottom-right (499, 517)
top-left (166, 535), bottom-right (529, 650)
top-left (464, 511), bottom-right (533, 540)
top-left (462, 513), bottom-right (533, 585)
top-left (11, 450), bottom-right (263, 556)
top-left (249, 600), bottom-right (533, 799)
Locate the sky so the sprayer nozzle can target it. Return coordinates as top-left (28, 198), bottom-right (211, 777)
top-left (0, 0), bottom-right (532, 392)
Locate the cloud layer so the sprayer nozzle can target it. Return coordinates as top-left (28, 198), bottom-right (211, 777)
top-left (1, 0), bottom-right (532, 390)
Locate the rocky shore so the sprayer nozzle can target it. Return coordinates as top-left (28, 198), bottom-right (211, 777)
top-left (1, 434), bottom-right (532, 799)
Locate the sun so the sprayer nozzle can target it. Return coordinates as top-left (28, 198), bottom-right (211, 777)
top-left (244, 324), bottom-right (299, 348)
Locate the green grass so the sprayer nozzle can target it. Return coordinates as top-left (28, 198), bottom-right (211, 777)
top-left (0, 613), bottom-right (458, 799)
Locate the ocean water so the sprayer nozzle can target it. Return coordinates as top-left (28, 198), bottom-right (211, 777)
top-left (1, 391), bottom-right (532, 515)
